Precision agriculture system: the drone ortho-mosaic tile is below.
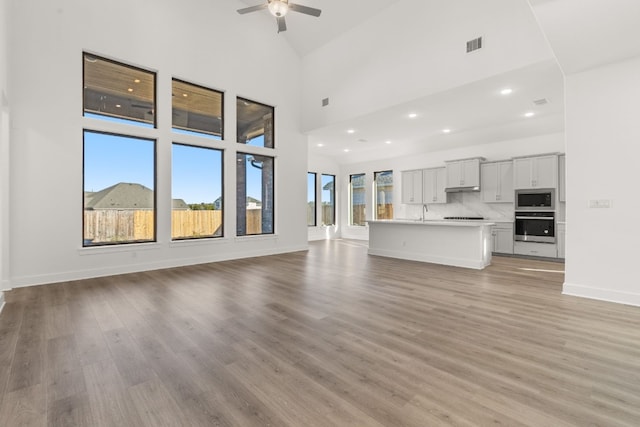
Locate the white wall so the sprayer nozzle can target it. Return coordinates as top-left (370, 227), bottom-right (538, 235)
top-left (7, 0), bottom-right (308, 287)
top-left (563, 56), bottom-right (640, 306)
top-left (338, 133), bottom-right (564, 240)
top-left (307, 153), bottom-right (340, 240)
top-left (1, 0), bottom-right (9, 309)
top-left (302, 0), bottom-right (554, 132)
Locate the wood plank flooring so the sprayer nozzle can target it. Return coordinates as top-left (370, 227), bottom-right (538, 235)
top-left (1, 239), bottom-right (640, 426)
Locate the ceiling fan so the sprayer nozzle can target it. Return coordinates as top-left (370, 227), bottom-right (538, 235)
top-left (237, 0), bottom-right (322, 33)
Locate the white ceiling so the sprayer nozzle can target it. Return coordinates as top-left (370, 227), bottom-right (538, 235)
top-left (235, 1), bottom-right (640, 165)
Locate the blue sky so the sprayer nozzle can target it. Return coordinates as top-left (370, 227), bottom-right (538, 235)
top-left (84, 128), bottom-right (266, 205)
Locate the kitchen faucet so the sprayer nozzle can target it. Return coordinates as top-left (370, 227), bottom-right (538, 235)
top-left (422, 204), bottom-right (428, 221)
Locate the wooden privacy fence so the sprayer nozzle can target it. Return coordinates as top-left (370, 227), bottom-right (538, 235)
top-left (85, 210), bottom-right (235, 243)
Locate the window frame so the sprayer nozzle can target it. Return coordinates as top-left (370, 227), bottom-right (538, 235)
top-left (321, 174), bottom-right (336, 226)
top-left (236, 96), bottom-right (275, 149)
top-left (236, 152), bottom-right (275, 236)
top-left (171, 77), bottom-right (224, 140)
top-left (373, 170), bottom-right (394, 220)
top-left (349, 173), bottom-right (366, 226)
top-left (82, 129), bottom-right (157, 247)
top-left (307, 172), bottom-right (317, 227)
top-left (171, 142), bottom-right (225, 241)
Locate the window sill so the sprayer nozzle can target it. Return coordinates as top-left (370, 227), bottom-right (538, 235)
top-left (234, 234), bottom-right (278, 243)
top-left (78, 241), bottom-right (160, 255)
top-left (169, 237), bottom-right (229, 248)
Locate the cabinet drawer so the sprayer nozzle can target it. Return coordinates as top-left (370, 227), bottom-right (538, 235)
top-left (514, 241), bottom-right (557, 258)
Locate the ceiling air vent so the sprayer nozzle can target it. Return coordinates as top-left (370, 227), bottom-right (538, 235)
top-left (321, 97), bottom-right (329, 107)
top-left (466, 37), bottom-right (483, 53)
top-left (533, 98), bottom-right (548, 106)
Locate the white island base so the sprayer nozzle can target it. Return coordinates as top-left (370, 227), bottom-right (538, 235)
top-left (367, 220), bottom-right (494, 269)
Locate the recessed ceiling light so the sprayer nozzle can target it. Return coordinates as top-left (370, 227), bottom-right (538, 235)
top-left (127, 88), bottom-right (133, 92)
top-left (317, 143), bottom-right (324, 147)
top-left (183, 93), bottom-right (188, 97)
top-left (344, 149), bottom-right (350, 152)
top-left (500, 88), bottom-right (513, 95)
top-left (134, 79), bottom-right (141, 84)
top-left (347, 129), bottom-right (355, 134)
top-left (385, 140), bottom-right (392, 144)
top-left (524, 112), bottom-right (535, 118)
top-left (442, 129), bottom-right (451, 134)
top-left (115, 104), bottom-right (121, 108)
top-left (408, 113), bottom-right (418, 119)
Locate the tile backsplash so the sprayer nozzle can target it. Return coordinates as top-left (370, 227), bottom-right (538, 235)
top-left (399, 192), bottom-right (514, 221)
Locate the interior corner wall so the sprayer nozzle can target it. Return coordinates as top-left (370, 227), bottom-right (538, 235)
top-left (0, 0), bottom-right (10, 298)
top-left (563, 56), bottom-right (640, 306)
top-left (307, 152), bottom-right (340, 240)
top-left (7, 0), bottom-right (308, 288)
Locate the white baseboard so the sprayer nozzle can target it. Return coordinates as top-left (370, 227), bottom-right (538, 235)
top-left (367, 248), bottom-right (487, 270)
top-left (9, 244), bottom-right (309, 289)
top-left (563, 282), bottom-right (640, 307)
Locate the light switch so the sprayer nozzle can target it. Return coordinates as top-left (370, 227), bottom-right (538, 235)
top-left (588, 199), bottom-right (612, 208)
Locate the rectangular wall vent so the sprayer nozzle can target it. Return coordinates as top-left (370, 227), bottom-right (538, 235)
top-left (466, 37), bottom-right (483, 53)
top-left (321, 98), bottom-right (329, 107)
top-left (533, 98), bottom-right (548, 106)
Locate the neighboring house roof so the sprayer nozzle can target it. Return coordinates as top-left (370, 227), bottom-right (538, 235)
top-left (84, 182), bottom-right (154, 210)
top-left (172, 199), bottom-right (189, 210)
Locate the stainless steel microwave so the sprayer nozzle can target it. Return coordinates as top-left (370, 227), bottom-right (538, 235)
top-left (515, 189), bottom-right (555, 211)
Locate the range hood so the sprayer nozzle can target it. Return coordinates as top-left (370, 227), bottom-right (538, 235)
top-left (445, 186), bottom-right (480, 193)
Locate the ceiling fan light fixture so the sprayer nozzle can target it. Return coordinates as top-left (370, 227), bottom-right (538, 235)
top-left (268, 1), bottom-right (289, 17)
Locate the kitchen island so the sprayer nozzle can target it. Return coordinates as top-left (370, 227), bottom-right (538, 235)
top-left (367, 219), bottom-right (494, 269)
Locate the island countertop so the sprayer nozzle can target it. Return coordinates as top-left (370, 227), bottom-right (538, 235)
top-left (367, 219), bottom-right (493, 269)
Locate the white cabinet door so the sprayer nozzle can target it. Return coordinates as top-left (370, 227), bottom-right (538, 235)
top-left (534, 155), bottom-right (558, 188)
top-left (445, 158), bottom-right (481, 189)
top-left (558, 155), bottom-right (566, 202)
top-left (492, 224), bottom-right (514, 254)
top-left (513, 155), bottom-right (558, 189)
top-left (423, 167), bottom-right (446, 204)
top-left (401, 170), bottom-right (423, 204)
top-left (481, 161), bottom-right (513, 203)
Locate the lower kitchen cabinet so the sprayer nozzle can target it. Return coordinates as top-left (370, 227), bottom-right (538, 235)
top-left (514, 241), bottom-right (557, 258)
top-left (492, 223), bottom-right (514, 254)
top-left (557, 222), bottom-right (566, 258)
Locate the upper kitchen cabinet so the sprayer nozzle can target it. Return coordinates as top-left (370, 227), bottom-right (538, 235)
top-left (513, 154), bottom-right (558, 189)
top-left (558, 154), bottom-right (566, 202)
top-left (401, 169), bottom-right (423, 204)
top-left (423, 167), bottom-right (447, 204)
top-left (445, 157), bottom-right (484, 191)
top-left (481, 160), bottom-right (514, 203)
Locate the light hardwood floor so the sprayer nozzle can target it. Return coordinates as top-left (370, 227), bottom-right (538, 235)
top-left (1, 239), bottom-right (640, 426)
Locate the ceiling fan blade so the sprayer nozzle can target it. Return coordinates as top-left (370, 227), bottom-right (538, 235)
top-left (237, 4), bottom-right (268, 14)
top-left (288, 3), bottom-right (322, 17)
top-left (277, 16), bottom-right (287, 33)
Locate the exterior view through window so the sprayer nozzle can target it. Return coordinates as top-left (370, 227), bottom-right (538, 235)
top-left (236, 97), bottom-right (274, 148)
top-left (83, 131), bottom-right (156, 246)
top-left (307, 172), bottom-right (316, 226)
top-left (83, 53), bottom-right (156, 128)
top-left (172, 79), bottom-right (223, 139)
top-left (172, 144), bottom-right (223, 239)
top-left (236, 153), bottom-right (274, 236)
top-left (321, 174), bottom-right (335, 226)
top-left (374, 170), bottom-right (394, 220)
top-left (350, 173), bottom-right (366, 226)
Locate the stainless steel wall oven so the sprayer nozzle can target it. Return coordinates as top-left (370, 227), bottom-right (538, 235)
top-left (515, 211), bottom-right (555, 243)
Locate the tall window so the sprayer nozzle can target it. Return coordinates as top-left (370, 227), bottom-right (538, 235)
top-left (172, 144), bottom-right (223, 240)
top-left (321, 174), bottom-right (335, 226)
top-left (83, 53), bottom-right (157, 247)
top-left (349, 173), bottom-right (366, 226)
top-left (307, 172), bottom-right (317, 226)
top-left (83, 131), bottom-right (156, 246)
top-left (172, 79), bottom-right (223, 139)
top-left (374, 170), bottom-right (393, 220)
top-left (237, 153), bottom-right (274, 236)
top-left (83, 53), bottom-right (156, 128)
top-left (236, 97), bottom-right (274, 148)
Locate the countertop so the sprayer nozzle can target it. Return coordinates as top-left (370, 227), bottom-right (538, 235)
top-left (368, 219), bottom-right (495, 227)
